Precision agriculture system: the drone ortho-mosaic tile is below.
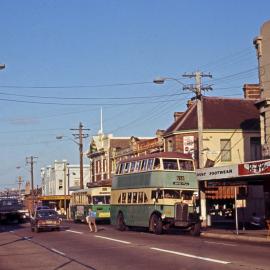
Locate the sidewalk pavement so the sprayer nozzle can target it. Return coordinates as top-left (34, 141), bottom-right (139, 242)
top-left (201, 227), bottom-right (270, 243)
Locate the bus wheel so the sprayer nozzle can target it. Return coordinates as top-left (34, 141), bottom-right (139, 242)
top-left (150, 214), bottom-right (163, 235)
top-left (116, 212), bottom-right (126, 231)
top-left (190, 223), bottom-right (201, 236)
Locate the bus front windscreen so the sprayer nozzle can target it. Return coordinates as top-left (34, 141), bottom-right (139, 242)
top-left (93, 196), bottom-right (110, 205)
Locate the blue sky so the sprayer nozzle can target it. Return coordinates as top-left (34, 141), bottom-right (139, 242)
top-left (0, 0), bottom-right (269, 190)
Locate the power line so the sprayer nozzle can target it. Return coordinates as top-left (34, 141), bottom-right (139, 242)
top-left (0, 97), bottom-right (186, 106)
top-left (0, 81), bottom-right (153, 89)
top-left (0, 91), bottom-right (186, 100)
top-left (0, 81), bottom-right (152, 89)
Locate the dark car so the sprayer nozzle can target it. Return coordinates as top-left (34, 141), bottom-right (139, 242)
top-left (30, 209), bottom-right (61, 232)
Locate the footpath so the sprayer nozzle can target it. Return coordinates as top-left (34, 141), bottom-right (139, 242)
top-left (201, 227), bottom-right (270, 244)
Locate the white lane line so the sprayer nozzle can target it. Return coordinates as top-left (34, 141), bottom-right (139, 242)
top-left (66, 229), bottom-right (83, 234)
top-left (51, 248), bottom-right (66, 256)
top-left (150, 247), bottom-right (231, 265)
top-left (94, 235), bottom-right (131, 244)
top-left (205, 241), bottom-right (237, 247)
top-left (9, 231), bottom-right (14, 233)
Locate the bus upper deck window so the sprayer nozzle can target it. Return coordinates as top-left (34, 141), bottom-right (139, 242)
top-left (119, 163), bottom-right (125, 174)
top-left (179, 160), bottom-right (194, 171)
top-left (153, 158), bottom-right (161, 170)
top-left (141, 159), bottom-right (147, 171)
top-left (163, 159), bottom-right (178, 170)
top-left (130, 161), bottom-right (136, 173)
top-left (124, 162), bottom-right (130, 174)
top-left (135, 160), bottom-right (141, 172)
top-left (116, 164), bottom-right (120, 175)
top-left (147, 159), bottom-right (154, 171)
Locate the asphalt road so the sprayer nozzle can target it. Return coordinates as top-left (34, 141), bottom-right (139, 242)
top-left (0, 221), bottom-right (269, 270)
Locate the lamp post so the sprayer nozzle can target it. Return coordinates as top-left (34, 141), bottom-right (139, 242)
top-left (0, 64), bottom-right (5, 70)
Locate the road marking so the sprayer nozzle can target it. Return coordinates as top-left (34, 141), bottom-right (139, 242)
top-left (66, 229), bottom-right (83, 234)
top-left (51, 248), bottom-right (66, 256)
top-left (205, 241), bottom-right (237, 247)
top-left (9, 231), bottom-right (14, 233)
top-left (94, 235), bottom-right (131, 244)
top-left (150, 247), bottom-right (231, 265)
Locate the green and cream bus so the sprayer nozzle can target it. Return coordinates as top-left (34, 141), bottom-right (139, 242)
top-left (111, 152), bottom-right (201, 235)
top-left (70, 181), bottom-right (111, 223)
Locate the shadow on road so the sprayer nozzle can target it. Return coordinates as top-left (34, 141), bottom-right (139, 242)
top-left (0, 221), bottom-right (28, 233)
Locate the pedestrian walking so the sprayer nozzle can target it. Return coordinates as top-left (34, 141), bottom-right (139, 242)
top-left (87, 208), bottom-right (97, 232)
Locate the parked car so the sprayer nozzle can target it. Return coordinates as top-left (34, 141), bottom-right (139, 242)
top-left (30, 209), bottom-right (61, 232)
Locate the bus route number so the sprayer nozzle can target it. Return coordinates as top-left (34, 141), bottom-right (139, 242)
top-left (173, 175), bottom-right (189, 186)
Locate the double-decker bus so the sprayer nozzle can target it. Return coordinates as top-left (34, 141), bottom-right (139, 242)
top-left (110, 152), bottom-right (201, 235)
top-left (70, 181), bottom-right (111, 223)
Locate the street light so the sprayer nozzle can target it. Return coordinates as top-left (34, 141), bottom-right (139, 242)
top-left (153, 76), bottom-right (186, 86)
top-left (0, 64), bottom-right (5, 70)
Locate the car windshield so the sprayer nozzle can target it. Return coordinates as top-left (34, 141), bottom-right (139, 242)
top-left (37, 210), bottom-right (58, 218)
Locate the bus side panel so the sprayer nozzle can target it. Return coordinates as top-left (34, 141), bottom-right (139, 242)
top-left (110, 204), bottom-right (160, 228)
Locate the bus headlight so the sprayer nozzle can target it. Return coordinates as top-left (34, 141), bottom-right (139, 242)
top-left (161, 214), bottom-right (166, 219)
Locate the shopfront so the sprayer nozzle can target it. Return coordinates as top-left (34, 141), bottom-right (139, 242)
top-left (197, 159), bottom-right (270, 228)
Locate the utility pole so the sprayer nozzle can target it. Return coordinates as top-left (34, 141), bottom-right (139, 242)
top-left (71, 122), bottom-right (90, 189)
top-left (183, 71), bottom-right (212, 228)
top-left (26, 156), bottom-right (38, 211)
top-left (183, 71), bottom-right (212, 169)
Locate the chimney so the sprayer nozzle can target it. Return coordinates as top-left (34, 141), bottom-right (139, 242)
top-left (174, 112), bottom-right (184, 122)
top-left (243, 84), bottom-right (261, 100)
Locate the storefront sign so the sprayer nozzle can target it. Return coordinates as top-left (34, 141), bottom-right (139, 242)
top-left (238, 159), bottom-right (270, 176)
top-left (196, 165), bottom-right (238, 180)
top-left (137, 138), bottom-right (162, 152)
top-left (38, 195), bottom-right (71, 200)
